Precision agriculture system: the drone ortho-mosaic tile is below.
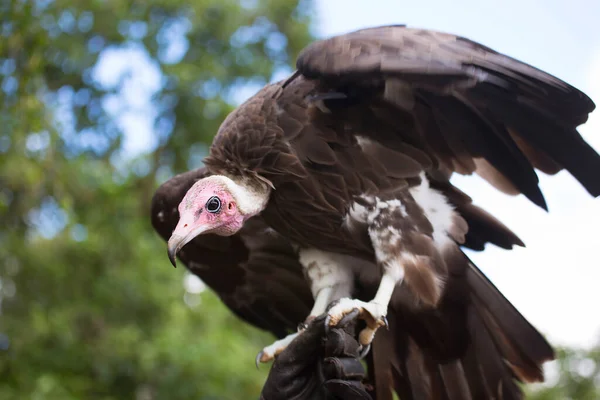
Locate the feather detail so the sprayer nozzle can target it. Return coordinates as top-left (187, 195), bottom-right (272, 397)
top-left (156, 24), bottom-right (600, 400)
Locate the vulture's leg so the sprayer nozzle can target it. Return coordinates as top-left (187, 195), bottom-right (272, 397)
top-left (256, 249), bottom-right (354, 363)
top-left (326, 192), bottom-right (448, 348)
top-left (325, 264), bottom-right (403, 346)
top-left (299, 248), bottom-right (356, 323)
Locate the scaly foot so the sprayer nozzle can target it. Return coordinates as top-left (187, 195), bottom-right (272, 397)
top-left (325, 298), bottom-right (388, 347)
top-left (255, 331), bottom-right (302, 365)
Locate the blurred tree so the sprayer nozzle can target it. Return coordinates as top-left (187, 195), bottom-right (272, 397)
top-left (526, 344), bottom-right (600, 400)
top-left (0, 0), bottom-right (313, 398)
top-left (1, 1), bottom-right (598, 399)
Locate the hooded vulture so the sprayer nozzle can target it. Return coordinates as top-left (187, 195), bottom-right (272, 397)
top-left (151, 25), bottom-right (599, 399)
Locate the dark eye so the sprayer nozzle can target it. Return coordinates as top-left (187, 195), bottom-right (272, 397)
top-left (205, 196), bottom-right (221, 213)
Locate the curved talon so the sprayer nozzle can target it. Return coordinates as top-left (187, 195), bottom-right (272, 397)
top-left (324, 315), bottom-right (332, 333)
top-left (325, 298), bottom-right (342, 312)
top-left (337, 308), bottom-right (361, 329)
top-left (325, 300), bottom-right (387, 348)
top-left (381, 315), bottom-right (389, 330)
top-left (358, 344), bottom-right (371, 359)
top-left (297, 321), bottom-right (308, 332)
top-left (325, 306), bottom-right (361, 333)
top-left (255, 351), bottom-right (264, 369)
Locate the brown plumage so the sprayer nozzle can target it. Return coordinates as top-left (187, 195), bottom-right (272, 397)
top-left (152, 167), bottom-right (552, 399)
top-left (152, 25), bottom-right (599, 399)
top-left (203, 26), bottom-right (597, 256)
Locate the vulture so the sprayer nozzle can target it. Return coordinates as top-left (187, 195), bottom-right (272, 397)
top-left (151, 25), bottom-right (599, 399)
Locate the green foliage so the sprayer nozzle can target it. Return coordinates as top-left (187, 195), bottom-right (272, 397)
top-left (0, 0), bottom-right (313, 398)
top-left (1, 0), bottom-right (598, 398)
top-left (527, 345), bottom-right (600, 400)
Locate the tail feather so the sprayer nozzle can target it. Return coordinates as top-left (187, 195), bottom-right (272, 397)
top-left (370, 327), bottom-right (396, 400)
top-left (438, 361), bottom-right (472, 400)
top-left (466, 260), bottom-right (555, 376)
top-left (371, 313), bottom-right (474, 400)
top-left (463, 304), bottom-right (522, 399)
top-left (370, 257), bottom-right (554, 399)
top-left (460, 333), bottom-right (494, 399)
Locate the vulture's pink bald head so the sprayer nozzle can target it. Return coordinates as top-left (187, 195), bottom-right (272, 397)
top-left (166, 175), bottom-right (270, 267)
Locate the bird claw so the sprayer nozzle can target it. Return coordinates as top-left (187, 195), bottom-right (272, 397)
top-left (255, 331), bottom-right (301, 364)
top-left (358, 343), bottom-right (372, 359)
top-left (256, 300), bottom-right (387, 365)
top-left (324, 298), bottom-right (388, 347)
top-left (324, 313), bottom-right (335, 334)
top-left (297, 321), bottom-right (308, 331)
top-left (255, 351), bottom-right (264, 369)
top-left (382, 315), bottom-right (389, 330)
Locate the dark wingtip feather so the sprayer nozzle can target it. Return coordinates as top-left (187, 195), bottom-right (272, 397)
top-left (568, 139), bottom-right (600, 198)
top-left (527, 187), bottom-right (548, 211)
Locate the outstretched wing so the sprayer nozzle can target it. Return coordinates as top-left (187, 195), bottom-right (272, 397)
top-left (279, 25), bottom-right (580, 399)
top-left (151, 168), bottom-right (313, 338)
top-left (294, 25), bottom-right (599, 210)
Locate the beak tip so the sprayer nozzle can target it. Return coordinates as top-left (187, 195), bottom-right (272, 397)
top-left (167, 234), bottom-right (183, 268)
top-left (168, 250), bottom-right (177, 268)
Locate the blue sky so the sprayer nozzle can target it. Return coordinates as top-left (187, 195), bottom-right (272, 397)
top-left (97, 0), bottom-right (600, 354)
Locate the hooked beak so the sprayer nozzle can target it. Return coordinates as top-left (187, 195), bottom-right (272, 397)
top-left (167, 234), bottom-right (185, 268)
top-left (167, 224), bottom-right (210, 268)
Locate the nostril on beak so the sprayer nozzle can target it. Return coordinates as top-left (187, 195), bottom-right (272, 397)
top-left (184, 224), bottom-right (188, 227)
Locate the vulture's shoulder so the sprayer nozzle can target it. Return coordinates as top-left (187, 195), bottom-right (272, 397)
top-left (150, 168), bottom-right (312, 338)
top-left (281, 24), bottom-right (599, 210)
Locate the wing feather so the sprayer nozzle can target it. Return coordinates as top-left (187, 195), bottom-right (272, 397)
top-left (295, 25), bottom-right (599, 206)
top-left (161, 25), bottom-right (596, 399)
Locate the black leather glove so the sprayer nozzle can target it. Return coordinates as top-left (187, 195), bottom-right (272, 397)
top-left (260, 309), bottom-right (373, 400)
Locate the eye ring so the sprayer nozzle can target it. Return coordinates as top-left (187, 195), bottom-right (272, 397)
top-left (205, 196), bottom-right (221, 213)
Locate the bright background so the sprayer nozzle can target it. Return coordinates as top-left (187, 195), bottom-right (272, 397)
top-left (2, 0), bottom-right (599, 398)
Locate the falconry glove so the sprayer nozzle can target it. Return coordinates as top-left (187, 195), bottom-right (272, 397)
top-left (260, 310), bottom-right (372, 400)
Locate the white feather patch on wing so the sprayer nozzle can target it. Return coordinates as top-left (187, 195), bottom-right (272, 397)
top-left (409, 174), bottom-right (456, 250)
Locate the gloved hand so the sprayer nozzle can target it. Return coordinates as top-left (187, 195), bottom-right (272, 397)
top-left (260, 309), bottom-right (373, 400)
